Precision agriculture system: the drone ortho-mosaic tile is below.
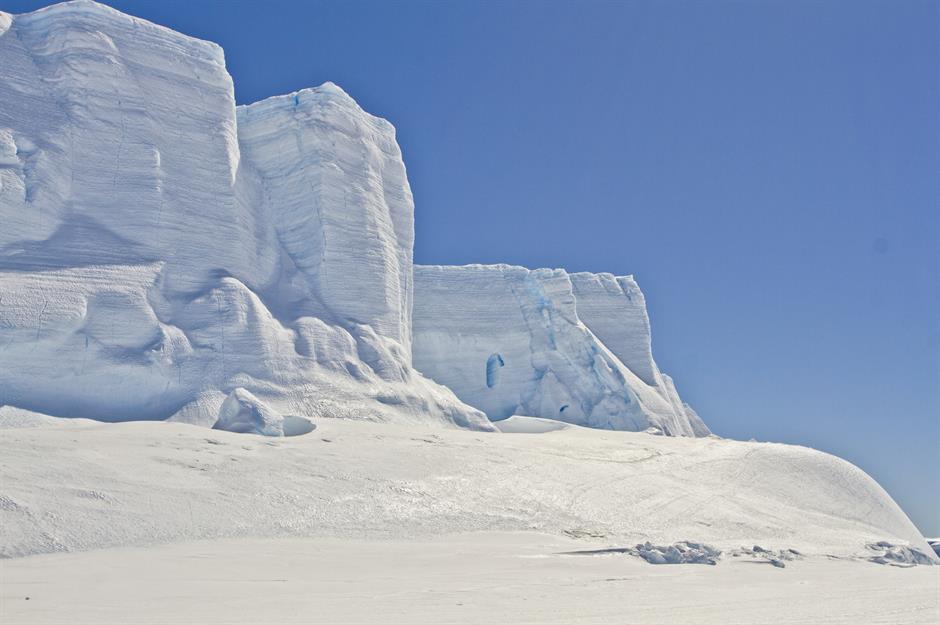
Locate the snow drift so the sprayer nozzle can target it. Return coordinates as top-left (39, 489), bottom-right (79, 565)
top-left (0, 414), bottom-right (934, 563)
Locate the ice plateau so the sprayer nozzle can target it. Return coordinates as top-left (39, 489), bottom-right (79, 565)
top-left (0, 0), bottom-right (705, 437)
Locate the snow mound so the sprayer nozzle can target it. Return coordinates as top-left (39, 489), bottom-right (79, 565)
top-left (865, 541), bottom-right (936, 567)
top-left (413, 265), bottom-right (708, 435)
top-left (212, 388), bottom-right (314, 437)
top-left (634, 541), bottom-right (721, 565)
top-left (1, 418), bottom-right (934, 561)
top-left (0, 406), bottom-right (94, 429)
top-left (567, 541), bottom-right (722, 565)
top-left (496, 415), bottom-right (573, 433)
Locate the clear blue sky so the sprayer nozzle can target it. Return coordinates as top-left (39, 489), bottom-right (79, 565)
top-left (7, 0), bottom-right (939, 536)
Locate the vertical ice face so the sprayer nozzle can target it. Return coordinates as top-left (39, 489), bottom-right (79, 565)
top-left (236, 84), bottom-right (415, 355)
top-left (0, 0), bottom-right (274, 293)
top-left (569, 272), bottom-right (710, 436)
top-left (0, 1), bottom-right (702, 436)
top-left (568, 273), bottom-right (657, 386)
top-left (412, 265), bottom-right (710, 436)
top-left (0, 1), bottom-right (491, 431)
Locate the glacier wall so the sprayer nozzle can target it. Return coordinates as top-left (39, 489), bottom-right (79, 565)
top-left (413, 265), bottom-right (709, 436)
top-left (237, 86), bottom-right (415, 353)
top-left (0, 1), bottom-right (707, 437)
top-left (0, 1), bottom-right (490, 431)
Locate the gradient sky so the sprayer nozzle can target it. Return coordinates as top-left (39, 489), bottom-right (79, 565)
top-left (6, 0), bottom-right (938, 536)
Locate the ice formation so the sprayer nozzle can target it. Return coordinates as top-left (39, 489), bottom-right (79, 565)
top-left (0, 1), bottom-right (704, 436)
top-left (0, 1), bottom-right (489, 432)
top-left (413, 265), bottom-right (709, 436)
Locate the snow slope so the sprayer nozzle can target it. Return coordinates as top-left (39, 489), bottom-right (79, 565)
top-left (0, 1), bottom-right (489, 431)
top-left (413, 265), bottom-right (708, 435)
top-left (0, 413), bottom-right (931, 560)
top-left (1, 412), bottom-right (936, 623)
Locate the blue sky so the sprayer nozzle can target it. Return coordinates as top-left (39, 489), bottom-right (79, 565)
top-left (7, 0), bottom-right (938, 536)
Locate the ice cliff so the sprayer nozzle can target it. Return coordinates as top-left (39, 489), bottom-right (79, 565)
top-left (413, 266), bottom-right (709, 436)
top-left (0, 1), bottom-right (706, 437)
top-left (0, 1), bottom-right (488, 431)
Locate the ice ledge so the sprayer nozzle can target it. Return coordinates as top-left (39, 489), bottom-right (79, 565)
top-left (11, 0), bottom-right (225, 62)
top-left (238, 82), bottom-right (397, 135)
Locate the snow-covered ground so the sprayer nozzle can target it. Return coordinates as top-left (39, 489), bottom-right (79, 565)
top-left (1, 414), bottom-right (937, 623)
top-left (2, 413), bottom-right (931, 558)
top-left (4, 533), bottom-right (938, 625)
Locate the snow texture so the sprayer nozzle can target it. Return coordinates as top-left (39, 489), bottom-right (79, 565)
top-left (3, 535), bottom-right (939, 625)
top-left (413, 264), bottom-right (709, 436)
top-left (212, 387), bottom-right (314, 437)
top-left (1, 413), bottom-right (937, 622)
top-left (0, 414), bottom-right (934, 562)
top-left (0, 1), bottom-right (490, 432)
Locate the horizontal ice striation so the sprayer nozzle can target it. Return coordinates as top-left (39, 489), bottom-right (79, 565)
top-left (0, 1), bottom-right (491, 432)
top-left (568, 273), bottom-right (658, 385)
top-left (413, 264), bottom-right (709, 436)
top-left (569, 272), bottom-right (710, 436)
top-left (0, 0), bottom-right (266, 293)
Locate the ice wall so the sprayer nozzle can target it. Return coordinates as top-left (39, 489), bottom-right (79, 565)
top-left (412, 265), bottom-right (709, 436)
top-left (236, 85), bottom-right (415, 352)
top-left (0, 1), bottom-right (491, 432)
top-left (0, 1), bottom-right (269, 293)
top-left (0, 1), bottom-right (707, 437)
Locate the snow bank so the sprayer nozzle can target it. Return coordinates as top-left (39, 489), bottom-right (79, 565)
top-left (495, 415), bottom-right (573, 433)
top-left (0, 418), bottom-right (933, 561)
top-left (212, 388), bottom-right (315, 437)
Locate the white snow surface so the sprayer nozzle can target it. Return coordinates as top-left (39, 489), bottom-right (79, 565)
top-left (1, 415), bottom-right (937, 622)
top-left (0, 414), bottom-right (932, 561)
top-left (0, 1), bottom-right (489, 431)
top-left (4, 534), bottom-right (939, 625)
top-left (0, 411), bottom-right (936, 622)
top-left (413, 264), bottom-right (709, 435)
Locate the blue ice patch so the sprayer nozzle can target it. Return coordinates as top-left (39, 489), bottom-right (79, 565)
top-left (486, 353), bottom-right (505, 388)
